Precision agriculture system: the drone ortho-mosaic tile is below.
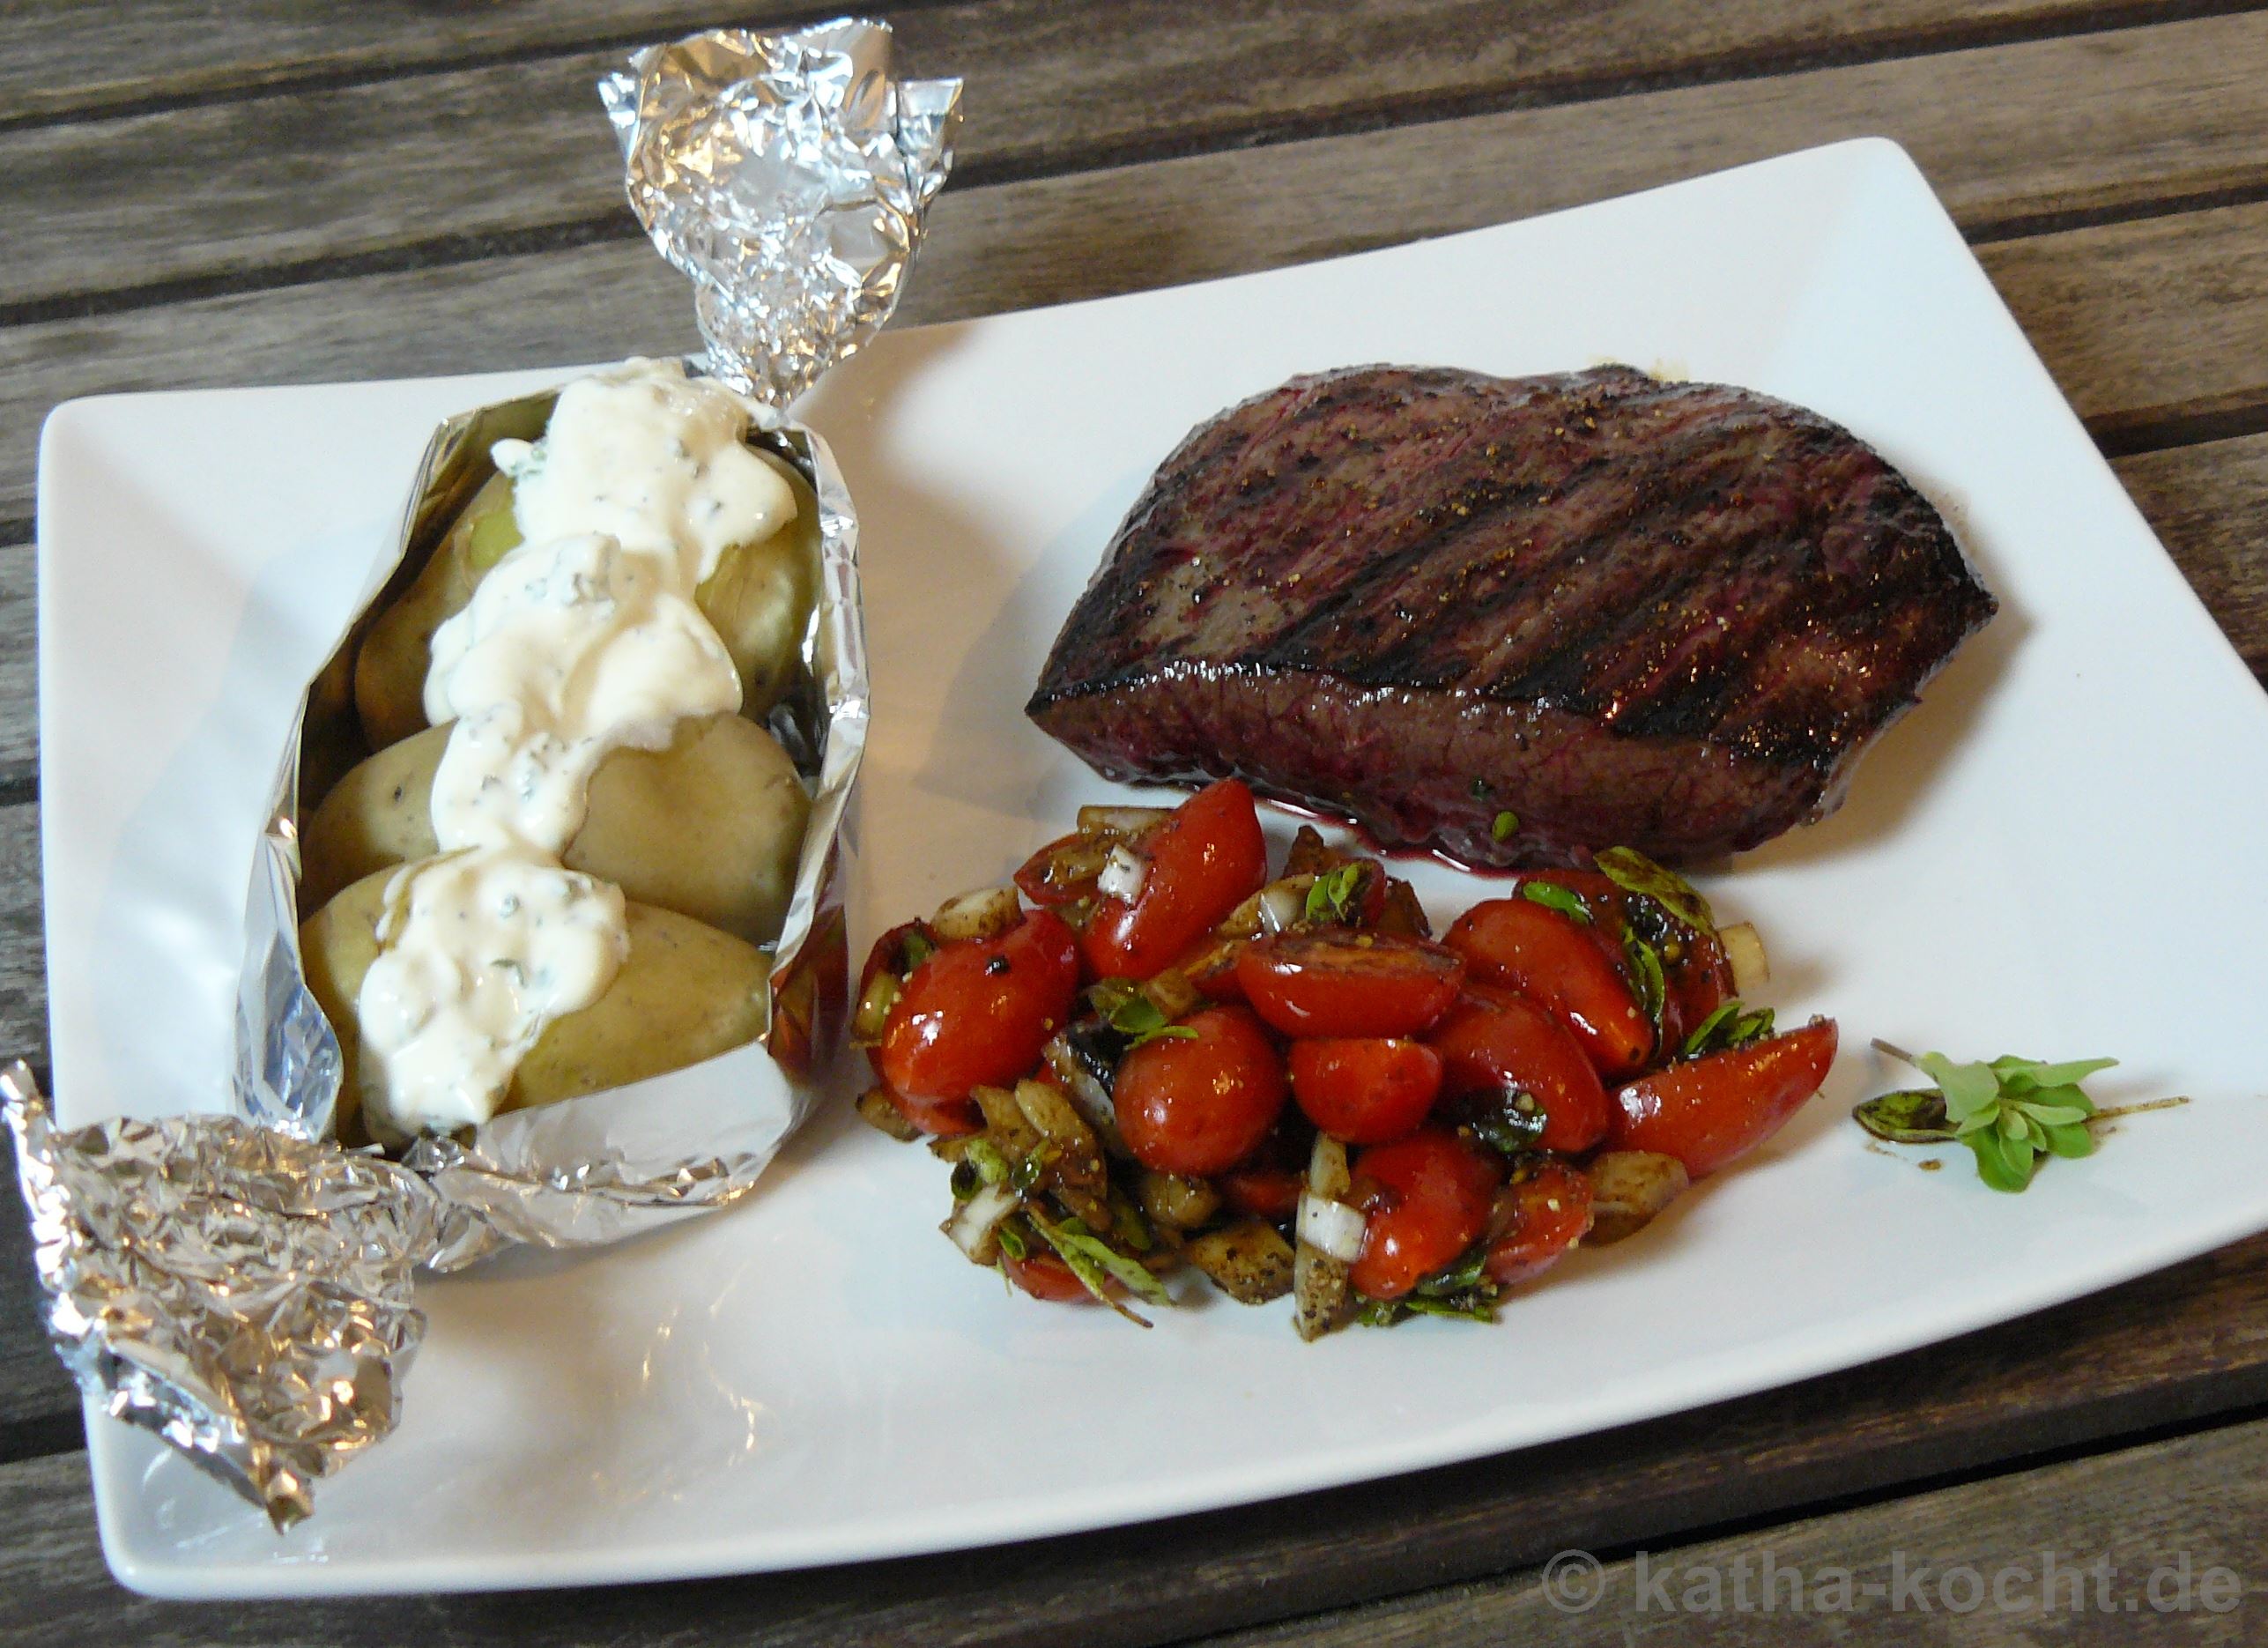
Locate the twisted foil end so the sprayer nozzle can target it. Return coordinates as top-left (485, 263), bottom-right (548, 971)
top-left (600, 19), bottom-right (963, 405)
top-left (3, 1061), bottom-right (437, 1530)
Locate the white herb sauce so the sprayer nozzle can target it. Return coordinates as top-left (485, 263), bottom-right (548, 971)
top-left (355, 360), bottom-right (795, 1136)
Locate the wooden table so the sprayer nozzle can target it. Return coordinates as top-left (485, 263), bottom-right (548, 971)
top-left (6, 4), bottom-right (2268, 1640)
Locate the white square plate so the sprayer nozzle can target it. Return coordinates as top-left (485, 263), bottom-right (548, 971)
top-left (39, 139), bottom-right (2268, 1598)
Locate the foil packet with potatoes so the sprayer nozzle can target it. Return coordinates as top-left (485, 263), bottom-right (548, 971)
top-left (6, 19), bottom-right (959, 1531)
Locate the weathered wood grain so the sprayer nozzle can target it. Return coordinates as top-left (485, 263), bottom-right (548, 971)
top-left (1986, 204), bottom-right (2268, 451)
top-left (8, 12), bottom-right (2268, 507)
top-left (0, 2), bottom-right (884, 124)
top-left (0, 0), bottom-right (2207, 138)
top-left (7, 1229), bottom-right (2268, 1642)
top-left (11, 8), bottom-right (2268, 317)
top-left (1197, 1417), bottom-right (2268, 1645)
top-left (2115, 436), bottom-right (2268, 667)
top-left (0, 805), bottom-right (39, 1065)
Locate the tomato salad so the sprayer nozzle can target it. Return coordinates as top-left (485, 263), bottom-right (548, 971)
top-left (851, 780), bottom-right (1836, 1337)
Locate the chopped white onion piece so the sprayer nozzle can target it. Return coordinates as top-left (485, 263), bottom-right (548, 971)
top-left (1098, 844), bottom-right (1149, 902)
top-left (1297, 1193), bottom-right (1367, 1262)
top-left (1257, 881), bottom-right (1308, 934)
top-left (931, 884), bottom-right (1023, 942)
top-left (943, 1181), bottom-right (1020, 1262)
top-left (1721, 920), bottom-right (1769, 996)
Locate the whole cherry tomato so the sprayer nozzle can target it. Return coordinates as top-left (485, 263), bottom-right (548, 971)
top-left (1084, 780), bottom-right (1268, 980)
top-left (1347, 1129), bottom-right (1502, 1300)
top-left (1610, 1018), bottom-right (1839, 1177)
top-left (1003, 1249), bottom-right (1092, 1303)
top-left (1484, 1159), bottom-right (1594, 1287)
top-left (1288, 1037), bottom-right (1442, 1144)
top-left (1219, 1164), bottom-right (1303, 1221)
top-left (1115, 1005), bottom-right (1289, 1176)
top-left (874, 910), bottom-right (1081, 1132)
top-left (1444, 897), bottom-right (1653, 1077)
top-left (1236, 931), bottom-right (1465, 1038)
top-left (1427, 983), bottom-right (1612, 1153)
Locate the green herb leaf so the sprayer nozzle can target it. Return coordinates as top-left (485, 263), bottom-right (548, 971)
top-left (1681, 999), bottom-right (1775, 1058)
top-left (1853, 1088), bottom-right (1956, 1143)
top-left (1623, 934), bottom-right (1666, 1032)
top-left (1304, 863), bottom-right (1365, 925)
top-left (1027, 1211), bottom-right (1173, 1316)
top-left (995, 1217), bottom-right (1030, 1261)
top-left (1415, 1247), bottom-right (1493, 1298)
top-left (1360, 1293), bottom-right (1500, 1326)
top-left (1101, 991), bottom-right (1197, 1050)
top-left (1519, 881), bottom-right (1591, 924)
top-left (1869, 1043), bottom-right (2120, 1192)
top-left (1967, 1125), bottom-right (2038, 1193)
top-left (964, 1138), bottom-right (1012, 1188)
top-left (1915, 1052), bottom-right (2004, 1125)
top-left (1467, 1095), bottom-right (1548, 1157)
top-left (1595, 847), bottom-right (1716, 933)
top-left (1492, 811), bottom-right (1520, 843)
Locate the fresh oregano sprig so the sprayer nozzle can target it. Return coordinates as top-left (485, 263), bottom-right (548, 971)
top-left (1856, 1041), bottom-right (2116, 1192)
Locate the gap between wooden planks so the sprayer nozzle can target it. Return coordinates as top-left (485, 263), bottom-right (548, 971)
top-left (0, 0), bottom-right (2227, 149)
top-left (7, 8), bottom-right (2268, 321)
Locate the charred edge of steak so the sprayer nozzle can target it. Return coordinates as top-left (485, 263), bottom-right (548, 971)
top-left (1030, 663), bottom-right (1843, 868)
top-left (1027, 364), bottom-right (1994, 861)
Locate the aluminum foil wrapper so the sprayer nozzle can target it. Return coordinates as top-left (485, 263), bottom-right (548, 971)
top-left (9, 366), bottom-right (870, 1526)
top-left (4, 1060), bottom-right (437, 1529)
top-left (600, 19), bottom-right (961, 405)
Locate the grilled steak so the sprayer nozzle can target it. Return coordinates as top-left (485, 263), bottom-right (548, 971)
top-left (1027, 364), bottom-right (1995, 865)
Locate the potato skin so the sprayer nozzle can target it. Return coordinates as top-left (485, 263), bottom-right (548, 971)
top-left (353, 471), bottom-right (517, 751)
top-left (351, 446), bottom-right (818, 750)
top-left (300, 867), bottom-right (771, 1140)
top-left (299, 713), bottom-right (808, 944)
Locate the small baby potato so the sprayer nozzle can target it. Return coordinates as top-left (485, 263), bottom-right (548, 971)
top-left (299, 712), bottom-right (810, 946)
top-left (350, 446), bottom-right (819, 751)
top-left (353, 471), bottom-right (522, 750)
top-left (700, 448), bottom-right (821, 722)
top-left (300, 867), bottom-right (772, 1143)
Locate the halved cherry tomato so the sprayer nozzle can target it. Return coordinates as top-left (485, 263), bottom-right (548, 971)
top-left (1219, 1165), bottom-right (1303, 1221)
top-left (1013, 829), bottom-right (1111, 909)
top-left (1003, 1249), bottom-right (1092, 1303)
top-left (1660, 925), bottom-right (1734, 1050)
top-left (1427, 983), bottom-right (1612, 1153)
top-left (1236, 932), bottom-right (1465, 1038)
top-left (1610, 1018), bottom-right (1839, 1177)
top-left (1444, 898), bottom-right (1653, 1077)
top-left (1347, 1129), bottom-right (1502, 1300)
top-left (887, 1088), bottom-right (985, 1137)
top-left (1484, 1159), bottom-right (1593, 1287)
top-left (1288, 1037), bottom-right (1442, 1144)
top-left (874, 910), bottom-right (1081, 1129)
top-left (1115, 1005), bottom-right (1288, 1176)
top-left (1084, 780), bottom-right (1268, 980)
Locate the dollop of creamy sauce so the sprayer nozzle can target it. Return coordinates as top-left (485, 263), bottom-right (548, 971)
top-left (354, 359), bottom-right (796, 1137)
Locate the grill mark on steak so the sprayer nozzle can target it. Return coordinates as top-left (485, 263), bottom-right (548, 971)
top-left (1027, 364), bottom-right (1997, 865)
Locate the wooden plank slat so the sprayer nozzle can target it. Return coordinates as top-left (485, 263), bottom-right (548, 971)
top-left (1196, 1417), bottom-right (2268, 1645)
top-left (9, 6), bottom-right (2268, 317)
top-left (0, 0), bottom-right (2192, 142)
top-left (6, 12), bottom-right (2268, 538)
top-left (0, 2), bottom-right (858, 125)
top-left (6, 1229), bottom-right (2268, 1642)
